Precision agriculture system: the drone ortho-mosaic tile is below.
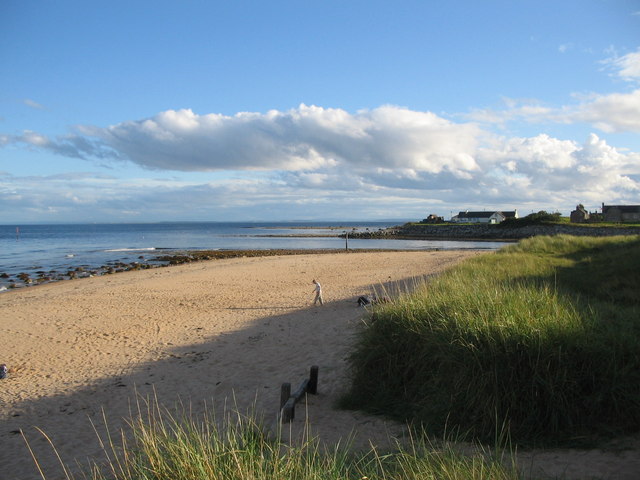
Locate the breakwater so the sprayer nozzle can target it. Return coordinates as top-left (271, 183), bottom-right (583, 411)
top-left (346, 223), bottom-right (640, 241)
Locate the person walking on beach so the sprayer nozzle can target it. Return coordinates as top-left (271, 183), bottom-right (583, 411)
top-left (312, 279), bottom-right (324, 306)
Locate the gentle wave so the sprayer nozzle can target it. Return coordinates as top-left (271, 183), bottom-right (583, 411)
top-left (104, 247), bottom-right (157, 252)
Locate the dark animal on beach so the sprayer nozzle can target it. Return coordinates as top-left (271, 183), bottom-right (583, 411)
top-left (357, 295), bottom-right (372, 306)
top-left (357, 295), bottom-right (390, 307)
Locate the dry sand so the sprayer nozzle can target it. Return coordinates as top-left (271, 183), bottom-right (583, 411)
top-left (1, 251), bottom-right (638, 479)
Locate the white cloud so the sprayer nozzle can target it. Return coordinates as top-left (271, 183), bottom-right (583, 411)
top-left (6, 130), bottom-right (121, 159)
top-left (464, 89), bottom-right (640, 134)
top-left (475, 133), bottom-right (640, 207)
top-left (75, 105), bottom-right (483, 176)
top-left (463, 98), bottom-right (555, 126)
top-left (558, 43), bottom-right (573, 53)
top-left (603, 47), bottom-right (640, 82)
top-left (569, 89), bottom-right (640, 132)
top-left (23, 99), bottom-right (45, 110)
top-left (480, 134), bottom-right (578, 170)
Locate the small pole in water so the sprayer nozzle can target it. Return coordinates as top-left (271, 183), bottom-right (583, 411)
top-left (345, 231), bottom-right (349, 251)
top-left (16, 227), bottom-right (20, 241)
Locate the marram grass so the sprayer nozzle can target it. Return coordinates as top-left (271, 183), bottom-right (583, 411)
top-left (31, 396), bottom-right (519, 480)
top-left (341, 235), bottom-right (640, 446)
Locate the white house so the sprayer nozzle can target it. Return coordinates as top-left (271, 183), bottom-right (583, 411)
top-left (451, 210), bottom-right (518, 224)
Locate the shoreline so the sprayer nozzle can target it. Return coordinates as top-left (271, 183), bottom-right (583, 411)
top-left (0, 248), bottom-right (398, 292)
top-left (0, 221), bottom-right (399, 290)
top-left (0, 246), bottom-right (492, 292)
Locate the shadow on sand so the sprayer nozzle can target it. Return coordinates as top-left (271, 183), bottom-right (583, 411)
top-left (0, 276), bottom-right (424, 480)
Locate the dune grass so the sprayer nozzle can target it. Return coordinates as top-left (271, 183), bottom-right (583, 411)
top-left (340, 234), bottom-right (640, 446)
top-left (35, 397), bottom-right (518, 480)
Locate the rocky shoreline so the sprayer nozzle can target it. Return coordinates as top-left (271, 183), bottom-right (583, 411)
top-left (0, 248), bottom-right (391, 291)
top-left (345, 223), bottom-right (640, 241)
top-left (0, 257), bottom-right (162, 291)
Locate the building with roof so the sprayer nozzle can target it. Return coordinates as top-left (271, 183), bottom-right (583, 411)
top-left (450, 210), bottom-right (518, 224)
top-left (570, 204), bottom-right (590, 223)
top-left (602, 204), bottom-right (640, 223)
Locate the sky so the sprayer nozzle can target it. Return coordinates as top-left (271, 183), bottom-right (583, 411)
top-left (1, 0), bottom-right (639, 224)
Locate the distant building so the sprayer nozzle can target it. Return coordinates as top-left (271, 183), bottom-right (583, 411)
top-left (570, 204), bottom-right (590, 223)
top-left (602, 203), bottom-right (640, 223)
top-left (422, 214), bottom-right (444, 224)
top-left (451, 210), bottom-right (518, 224)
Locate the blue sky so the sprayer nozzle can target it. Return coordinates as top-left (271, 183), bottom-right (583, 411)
top-left (1, 1), bottom-right (639, 223)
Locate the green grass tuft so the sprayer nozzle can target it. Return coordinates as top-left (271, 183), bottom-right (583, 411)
top-left (40, 397), bottom-right (518, 480)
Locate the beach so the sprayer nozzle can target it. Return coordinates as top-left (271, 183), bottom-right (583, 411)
top-left (1, 250), bottom-right (638, 479)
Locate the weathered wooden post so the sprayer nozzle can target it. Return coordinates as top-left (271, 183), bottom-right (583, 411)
top-left (282, 397), bottom-right (295, 422)
top-left (308, 365), bottom-right (319, 394)
top-left (279, 366), bottom-right (320, 423)
top-left (280, 382), bottom-right (291, 409)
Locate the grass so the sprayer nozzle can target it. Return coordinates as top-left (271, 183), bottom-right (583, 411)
top-left (340, 234), bottom-right (640, 446)
top-left (30, 396), bottom-right (519, 480)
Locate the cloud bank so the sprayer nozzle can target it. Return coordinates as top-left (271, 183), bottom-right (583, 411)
top-left (3, 44), bottom-right (640, 223)
top-left (2, 102), bottom-right (639, 222)
top-left (72, 105), bottom-right (481, 179)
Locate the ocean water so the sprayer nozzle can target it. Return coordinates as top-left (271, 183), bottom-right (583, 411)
top-left (0, 222), bottom-right (507, 289)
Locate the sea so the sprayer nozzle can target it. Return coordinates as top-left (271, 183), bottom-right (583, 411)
top-left (0, 222), bottom-right (508, 290)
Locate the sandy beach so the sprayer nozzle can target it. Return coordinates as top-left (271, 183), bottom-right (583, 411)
top-left (1, 250), bottom-right (638, 480)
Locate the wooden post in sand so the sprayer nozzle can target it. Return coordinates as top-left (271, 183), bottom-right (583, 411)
top-left (279, 365), bottom-right (319, 423)
top-left (308, 365), bottom-right (318, 394)
top-left (282, 397), bottom-right (296, 422)
top-left (280, 382), bottom-right (291, 409)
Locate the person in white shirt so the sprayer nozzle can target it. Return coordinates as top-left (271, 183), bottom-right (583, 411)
top-left (312, 279), bottom-right (324, 306)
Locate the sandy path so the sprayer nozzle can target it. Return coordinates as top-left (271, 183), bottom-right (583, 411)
top-left (1, 250), bottom-right (638, 479)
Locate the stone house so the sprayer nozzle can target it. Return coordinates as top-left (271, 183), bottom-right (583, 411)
top-left (602, 203), bottom-right (640, 223)
top-left (570, 205), bottom-right (590, 223)
top-left (422, 214), bottom-right (444, 223)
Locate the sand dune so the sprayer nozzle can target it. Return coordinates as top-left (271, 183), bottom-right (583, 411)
top-left (1, 250), bottom-right (638, 479)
